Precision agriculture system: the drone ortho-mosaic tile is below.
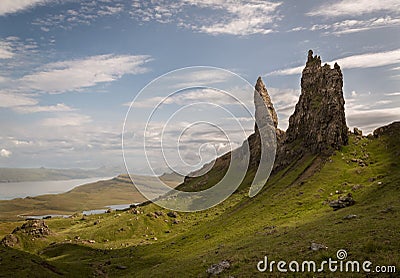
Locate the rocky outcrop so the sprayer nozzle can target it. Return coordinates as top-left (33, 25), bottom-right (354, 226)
top-left (273, 50), bottom-right (348, 171)
top-left (285, 50), bottom-right (348, 154)
top-left (373, 121), bottom-right (400, 137)
top-left (329, 193), bottom-right (355, 210)
top-left (12, 220), bottom-right (51, 237)
top-left (1, 234), bottom-right (19, 247)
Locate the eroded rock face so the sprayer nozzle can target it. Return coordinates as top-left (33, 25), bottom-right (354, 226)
top-left (285, 50), bottom-right (348, 154)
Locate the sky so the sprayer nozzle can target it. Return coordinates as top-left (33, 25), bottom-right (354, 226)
top-left (0, 0), bottom-right (399, 173)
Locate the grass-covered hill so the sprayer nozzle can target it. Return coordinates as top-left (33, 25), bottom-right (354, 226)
top-left (0, 173), bottom-right (183, 221)
top-left (0, 123), bottom-right (399, 277)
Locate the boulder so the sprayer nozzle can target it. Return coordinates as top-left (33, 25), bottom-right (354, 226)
top-left (329, 193), bottom-right (355, 210)
top-left (206, 260), bottom-right (230, 276)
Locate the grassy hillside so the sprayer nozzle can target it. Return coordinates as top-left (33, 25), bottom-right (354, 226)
top-left (0, 174), bottom-right (183, 221)
top-left (0, 128), bottom-right (399, 277)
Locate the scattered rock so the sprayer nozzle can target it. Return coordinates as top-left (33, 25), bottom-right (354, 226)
top-left (94, 220), bottom-right (100, 225)
top-left (343, 214), bottom-right (358, 220)
top-left (173, 220), bottom-right (180, 224)
top-left (131, 208), bottom-right (141, 215)
top-left (106, 208), bottom-right (112, 213)
top-left (116, 265), bottom-right (127, 270)
top-left (154, 211), bottom-right (163, 216)
top-left (1, 234), bottom-right (19, 247)
top-left (167, 211), bottom-right (178, 218)
top-left (329, 193), bottom-right (355, 210)
top-left (351, 184), bottom-right (364, 191)
top-left (310, 242), bottom-right (328, 251)
top-left (206, 260), bottom-right (230, 276)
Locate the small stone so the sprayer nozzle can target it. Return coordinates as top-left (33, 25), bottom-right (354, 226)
top-left (310, 242), bottom-right (327, 251)
top-left (343, 214), bottom-right (358, 220)
top-left (167, 211), bottom-right (178, 218)
top-left (116, 265), bottom-right (127, 270)
top-left (351, 184), bottom-right (364, 191)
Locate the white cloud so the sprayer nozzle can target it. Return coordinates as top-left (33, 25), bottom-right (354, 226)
top-left (268, 87), bottom-right (300, 130)
top-left (20, 54), bottom-right (152, 93)
top-left (128, 87), bottom-right (253, 108)
top-left (0, 91), bottom-right (76, 114)
top-left (308, 0), bottom-right (400, 17)
top-left (331, 49), bottom-right (400, 69)
top-left (268, 66), bottom-right (303, 76)
top-left (13, 103), bottom-right (75, 113)
top-left (0, 91), bottom-right (38, 107)
top-left (41, 113), bottom-right (92, 127)
top-left (0, 0), bottom-right (49, 16)
top-left (0, 149), bottom-right (12, 158)
top-left (193, 0), bottom-right (281, 35)
top-left (385, 92), bottom-right (400, 96)
top-left (310, 16), bottom-right (400, 35)
top-left (0, 41), bottom-right (14, 59)
top-left (347, 107), bottom-right (400, 134)
top-left (32, 1), bottom-right (126, 30)
top-left (269, 48), bottom-right (400, 76)
top-left (130, 0), bottom-right (282, 36)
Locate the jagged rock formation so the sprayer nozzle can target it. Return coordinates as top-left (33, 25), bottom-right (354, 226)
top-left (181, 50), bottom-right (348, 191)
top-left (285, 50), bottom-right (348, 154)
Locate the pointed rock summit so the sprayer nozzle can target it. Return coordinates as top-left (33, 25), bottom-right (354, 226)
top-left (254, 76), bottom-right (278, 129)
top-left (285, 50), bottom-right (348, 154)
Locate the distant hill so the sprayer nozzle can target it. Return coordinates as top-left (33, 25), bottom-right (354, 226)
top-left (0, 166), bottom-right (124, 183)
top-left (0, 173), bottom-right (183, 220)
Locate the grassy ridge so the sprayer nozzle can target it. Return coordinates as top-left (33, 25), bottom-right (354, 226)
top-left (0, 174), bottom-right (183, 221)
top-left (0, 132), bottom-right (399, 277)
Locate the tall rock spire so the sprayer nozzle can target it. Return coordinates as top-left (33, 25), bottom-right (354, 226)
top-left (254, 76), bottom-right (278, 129)
top-left (285, 50), bottom-right (348, 153)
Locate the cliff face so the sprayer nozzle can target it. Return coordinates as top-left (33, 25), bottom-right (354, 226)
top-left (285, 50), bottom-right (348, 154)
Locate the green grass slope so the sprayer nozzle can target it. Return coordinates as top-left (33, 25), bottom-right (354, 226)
top-left (0, 125), bottom-right (399, 277)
